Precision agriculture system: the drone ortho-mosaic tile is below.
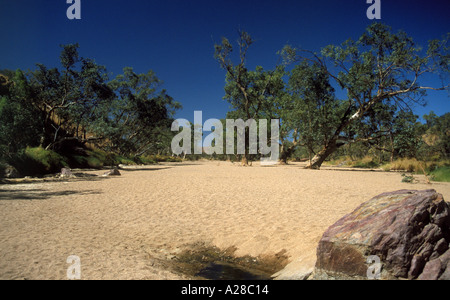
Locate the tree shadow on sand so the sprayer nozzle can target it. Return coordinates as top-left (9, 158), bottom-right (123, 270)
top-left (117, 166), bottom-right (173, 172)
top-left (0, 164), bottom-right (178, 201)
top-left (0, 188), bottom-right (102, 201)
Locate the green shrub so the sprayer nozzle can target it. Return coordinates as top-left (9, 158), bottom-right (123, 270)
top-left (114, 155), bottom-right (136, 166)
top-left (352, 156), bottom-right (380, 169)
top-left (324, 156), bottom-right (352, 166)
top-left (84, 149), bottom-right (118, 168)
top-left (26, 147), bottom-right (68, 170)
top-left (325, 156), bottom-right (380, 169)
top-left (86, 156), bottom-right (103, 168)
top-left (401, 174), bottom-right (415, 183)
top-left (71, 155), bottom-right (87, 166)
top-left (429, 166), bottom-right (450, 182)
top-left (86, 149), bottom-right (107, 166)
top-left (11, 147), bottom-right (68, 176)
top-left (136, 156), bottom-right (157, 165)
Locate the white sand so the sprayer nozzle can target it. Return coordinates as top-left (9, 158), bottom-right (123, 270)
top-left (0, 161), bottom-right (449, 280)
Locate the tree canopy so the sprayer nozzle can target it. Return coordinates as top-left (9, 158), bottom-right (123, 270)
top-left (280, 23), bottom-right (449, 168)
top-left (0, 44), bottom-right (181, 173)
top-left (214, 24), bottom-right (448, 168)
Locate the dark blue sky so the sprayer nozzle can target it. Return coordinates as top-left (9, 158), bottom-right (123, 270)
top-left (1, 0), bottom-right (449, 121)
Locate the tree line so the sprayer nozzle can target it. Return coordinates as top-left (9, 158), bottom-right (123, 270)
top-left (0, 23), bottom-right (448, 176)
top-left (214, 23), bottom-right (449, 168)
top-left (0, 44), bottom-right (181, 175)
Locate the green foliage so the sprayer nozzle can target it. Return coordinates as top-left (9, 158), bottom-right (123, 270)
top-left (0, 45), bottom-right (181, 176)
top-left (352, 157), bottom-right (380, 169)
top-left (325, 155), bottom-right (380, 169)
top-left (401, 174), bottom-right (415, 183)
top-left (0, 82), bottom-right (42, 159)
top-left (419, 112), bottom-right (450, 160)
top-left (17, 43), bottom-right (180, 158)
top-left (392, 111), bottom-right (423, 159)
top-left (136, 156), bottom-right (157, 165)
top-left (0, 161), bottom-right (6, 179)
top-left (1, 25), bottom-right (448, 174)
top-left (71, 155), bottom-right (88, 166)
top-left (85, 149), bottom-right (107, 166)
top-left (29, 44), bottom-right (113, 150)
top-left (114, 155), bottom-right (136, 166)
top-left (85, 156), bottom-right (104, 168)
top-left (25, 147), bottom-right (68, 169)
top-left (143, 155), bottom-right (182, 163)
top-left (280, 23), bottom-right (448, 168)
top-left (92, 67), bottom-right (181, 156)
top-left (10, 147), bottom-right (68, 176)
top-left (287, 61), bottom-right (341, 159)
top-left (215, 32), bottom-right (287, 163)
top-left (429, 166), bottom-right (450, 182)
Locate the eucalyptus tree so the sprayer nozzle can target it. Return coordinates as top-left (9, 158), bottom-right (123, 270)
top-left (285, 61), bottom-right (342, 164)
top-left (215, 31), bottom-right (286, 165)
top-left (29, 43), bottom-right (112, 150)
top-left (103, 67), bottom-right (181, 156)
top-left (282, 23), bottom-right (449, 169)
top-left (0, 70), bottom-right (43, 160)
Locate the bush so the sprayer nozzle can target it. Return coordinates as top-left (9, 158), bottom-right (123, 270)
top-left (401, 174), bottom-right (415, 183)
top-left (85, 149), bottom-right (107, 167)
top-left (325, 156), bottom-right (352, 166)
top-left (26, 147), bottom-right (68, 172)
top-left (381, 159), bottom-right (449, 176)
top-left (86, 156), bottom-right (104, 168)
top-left (84, 149), bottom-right (124, 168)
top-left (383, 158), bottom-right (424, 173)
top-left (136, 156), bottom-right (157, 165)
top-left (114, 155), bottom-right (136, 166)
top-left (429, 166), bottom-right (450, 182)
top-left (70, 155), bottom-right (88, 167)
top-left (0, 161), bottom-right (6, 178)
top-left (325, 156), bottom-right (380, 169)
top-left (352, 156), bottom-right (380, 169)
top-left (0, 95), bottom-right (43, 159)
top-left (11, 147), bottom-right (68, 176)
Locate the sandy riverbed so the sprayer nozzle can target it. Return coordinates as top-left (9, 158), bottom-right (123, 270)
top-left (0, 161), bottom-right (449, 280)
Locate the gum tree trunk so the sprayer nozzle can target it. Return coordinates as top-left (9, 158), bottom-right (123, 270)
top-left (279, 144), bottom-right (297, 165)
top-left (305, 138), bottom-right (345, 169)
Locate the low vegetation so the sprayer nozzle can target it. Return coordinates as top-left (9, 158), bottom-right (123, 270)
top-left (429, 166), bottom-right (450, 182)
top-left (324, 156), bottom-right (450, 182)
top-left (0, 145), bottom-right (182, 178)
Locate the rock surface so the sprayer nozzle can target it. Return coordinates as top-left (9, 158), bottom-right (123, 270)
top-left (103, 168), bottom-right (121, 177)
top-left (272, 254), bottom-right (315, 280)
top-left (311, 189), bottom-right (450, 280)
top-left (60, 168), bottom-right (74, 178)
top-left (3, 164), bottom-right (21, 179)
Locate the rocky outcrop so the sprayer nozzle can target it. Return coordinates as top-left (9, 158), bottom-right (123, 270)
top-left (312, 189), bottom-right (450, 280)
